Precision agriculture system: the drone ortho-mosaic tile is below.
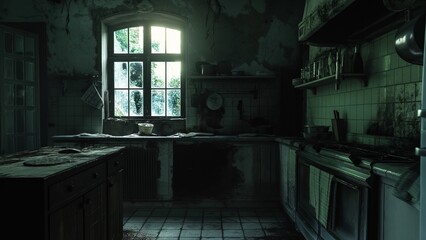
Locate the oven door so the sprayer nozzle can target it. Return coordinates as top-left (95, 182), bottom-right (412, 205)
top-left (297, 151), bottom-right (374, 240)
top-left (321, 177), bottom-right (369, 240)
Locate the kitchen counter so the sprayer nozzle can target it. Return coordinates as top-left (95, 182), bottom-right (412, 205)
top-left (52, 132), bottom-right (278, 144)
top-left (0, 145), bottom-right (125, 178)
top-left (51, 134), bottom-right (417, 181)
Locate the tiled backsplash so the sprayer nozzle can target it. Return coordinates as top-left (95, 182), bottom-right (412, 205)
top-left (306, 30), bottom-right (423, 146)
top-left (47, 79), bottom-right (103, 144)
top-left (185, 77), bottom-right (281, 135)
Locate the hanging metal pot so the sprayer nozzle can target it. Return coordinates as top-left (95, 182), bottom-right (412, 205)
top-left (395, 13), bottom-right (425, 65)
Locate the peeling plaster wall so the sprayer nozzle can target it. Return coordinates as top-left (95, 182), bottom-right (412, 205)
top-left (0, 0), bottom-right (304, 138)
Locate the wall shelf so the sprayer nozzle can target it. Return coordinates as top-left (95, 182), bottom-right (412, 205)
top-left (294, 73), bottom-right (366, 94)
top-left (187, 75), bottom-right (276, 80)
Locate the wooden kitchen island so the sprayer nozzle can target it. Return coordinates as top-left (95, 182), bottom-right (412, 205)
top-left (0, 146), bottom-right (125, 240)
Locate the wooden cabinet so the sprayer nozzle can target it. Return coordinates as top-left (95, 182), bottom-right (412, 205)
top-left (107, 153), bottom-right (124, 240)
top-left (49, 182), bottom-right (107, 240)
top-left (0, 146), bottom-right (124, 240)
top-left (279, 142), bottom-right (298, 221)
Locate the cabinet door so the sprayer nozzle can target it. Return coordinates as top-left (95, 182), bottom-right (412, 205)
top-left (381, 183), bottom-right (419, 240)
top-left (84, 183), bottom-right (107, 240)
top-left (49, 197), bottom-right (84, 240)
top-left (108, 170), bottom-right (123, 240)
top-left (279, 144), bottom-right (290, 206)
top-left (287, 148), bottom-right (297, 217)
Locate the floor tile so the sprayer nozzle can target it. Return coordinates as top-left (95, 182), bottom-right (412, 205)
top-left (182, 222), bottom-right (202, 229)
top-left (123, 202), bottom-right (306, 240)
top-left (243, 229), bottom-right (265, 237)
top-left (158, 229), bottom-right (181, 238)
top-left (202, 222), bottom-right (222, 230)
top-left (222, 222), bottom-right (242, 230)
top-left (241, 222), bottom-right (262, 230)
top-left (162, 222), bottom-right (183, 229)
top-left (180, 229), bottom-right (201, 238)
top-left (223, 229), bottom-right (244, 237)
top-left (201, 229), bottom-right (222, 238)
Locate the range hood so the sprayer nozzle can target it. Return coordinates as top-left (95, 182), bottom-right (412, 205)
top-left (298, 0), bottom-right (407, 46)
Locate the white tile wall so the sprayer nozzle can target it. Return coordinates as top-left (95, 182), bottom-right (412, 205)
top-left (306, 30), bottom-right (422, 145)
top-left (48, 79), bottom-right (102, 143)
top-left (186, 77), bottom-right (280, 134)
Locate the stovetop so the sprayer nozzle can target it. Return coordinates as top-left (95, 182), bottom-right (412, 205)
top-left (303, 141), bottom-right (418, 165)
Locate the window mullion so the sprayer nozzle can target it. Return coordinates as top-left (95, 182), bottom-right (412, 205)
top-left (144, 25), bottom-right (151, 117)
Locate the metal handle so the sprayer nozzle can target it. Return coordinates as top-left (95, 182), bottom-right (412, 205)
top-left (333, 177), bottom-right (359, 190)
top-left (417, 109), bottom-right (426, 118)
top-left (415, 147), bottom-right (426, 156)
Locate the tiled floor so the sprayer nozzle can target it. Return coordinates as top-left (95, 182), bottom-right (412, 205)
top-left (122, 201), bottom-right (305, 240)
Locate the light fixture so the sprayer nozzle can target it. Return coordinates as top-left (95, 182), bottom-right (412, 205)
top-left (137, 0), bottom-right (154, 13)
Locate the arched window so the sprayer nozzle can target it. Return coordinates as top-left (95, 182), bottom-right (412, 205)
top-left (104, 13), bottom-right (185, 118)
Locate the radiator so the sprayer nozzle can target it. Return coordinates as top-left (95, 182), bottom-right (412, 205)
top-left (122, 146), bottom-right (160, 201)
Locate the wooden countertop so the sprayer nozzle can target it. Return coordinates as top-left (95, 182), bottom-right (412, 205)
top-left (0, 146), bottom-right (124, 178)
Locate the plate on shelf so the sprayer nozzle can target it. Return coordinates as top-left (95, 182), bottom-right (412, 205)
top-left (206, 92), bottom-right (223, 110)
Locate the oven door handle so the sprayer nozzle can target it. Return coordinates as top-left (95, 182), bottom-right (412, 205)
top-left (333, 177), bottom-right (359, 190)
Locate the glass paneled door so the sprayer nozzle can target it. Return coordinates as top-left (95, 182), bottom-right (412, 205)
top-left (0, 25), bottom-right (39, 155)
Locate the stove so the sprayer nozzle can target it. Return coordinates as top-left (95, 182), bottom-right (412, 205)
top-left (303, 141), bottom-right (418, 167)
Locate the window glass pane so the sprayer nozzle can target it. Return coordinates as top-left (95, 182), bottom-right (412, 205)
top-left (15, 35), bottom-right (24, 55)
top-left (129, 26), bottom-right (143, 53)
top-left (25, 36), bottom-right (35, 57)
top-left (26, 110), bottom-right (35, 133)
top-left (5, 84), bottom-right (14, 106)
top-left (15, 84), bottom-right (25, 106)
top-left (151, 62), bottom-right (165, 88)
top-left (151, 90), bottom-right (165, 116)
top-left (4, 58), bottom-right (13, 79)
top-left (167, 90), bottom-right (181, 116)
top-left (15, 60), bottom-right (24, 80)
top-left (26, 86), bottom-right (34, 106)
top-left (25, 61), bottom-right (34, 81)
top-left (16, 136), bottom-right (26, 152)
top-left (166, 28), bottom-right (181, 54)
top-left (129, 62), bottom-right (143, 88)
top-left (130, 90), bottom-right (144, 116)
top-left (151, 26), bottom-right (165, 54)
top-left (114, 62), bottom-right (128, 88)
top-left (26, 136), bottom-right (35, 150)
top-left (5, 135), bottom-right (15, 154)
top-left (167, 62), bottom-right (181, 88)
top-left (15, 110), bottom-right (25, 133)
top-left (114, 28), bottom-right (128, 53)
top-left (114, 90), bottom-right (128, 116)
top-left (4, 32), bottom-right (13, 53)
top-left (5, 110), bottom-right (14, 134)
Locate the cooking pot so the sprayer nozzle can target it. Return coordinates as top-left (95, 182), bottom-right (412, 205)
top-left (395, 13), bottom-right (425, 65)
top-left (303, 125), bottom-right (330, 140)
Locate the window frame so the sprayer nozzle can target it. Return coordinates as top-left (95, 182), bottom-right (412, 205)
top-left (106, 16), bottom-right (186, 120)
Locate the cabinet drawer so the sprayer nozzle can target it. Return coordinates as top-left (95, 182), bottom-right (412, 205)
top-left (108, 153), bottom-right (124, 175)
top-left (49, 163), bottom-right (106, 210)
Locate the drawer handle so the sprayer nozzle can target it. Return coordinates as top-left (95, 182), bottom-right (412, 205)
top-left (93, 172), bottom-right (99, 178)
top-left (67, 184), bottom-right (75, 192)
top-left (415, 147), bottom-right (426, 156)
top-left (418, 109), bottom-right (426, 118)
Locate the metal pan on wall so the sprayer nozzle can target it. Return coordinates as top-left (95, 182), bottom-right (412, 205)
top-left (395, 13), bottom-right (425, 65)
